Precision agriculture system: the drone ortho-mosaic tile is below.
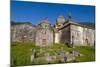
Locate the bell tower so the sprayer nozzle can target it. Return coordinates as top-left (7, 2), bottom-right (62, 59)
top-left (55, 16), bottom-right (65, 43)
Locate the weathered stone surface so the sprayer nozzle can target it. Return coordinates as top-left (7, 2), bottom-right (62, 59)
top-left (35, 19), bottom-right (53, 47)
top-left (11, 23), bottom-right (36, 43)
top-left (55, 16), bottom-right (65, 43)
top-left (30, 54), bottom-right (35, 62)
top-left (55, 18), bottom-right (95, 47)
top-left (30, 50), bottom-right (82, 62)
top-left (11, 16), bottom-right (95, 47)
top-left (11, 19), bottom-right (54, 47)
top-left (72, 51), bottom-right (80, 57)
top-left (70, 24), bottom-right (95, 46)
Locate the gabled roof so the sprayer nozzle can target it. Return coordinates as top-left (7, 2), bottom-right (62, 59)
top-left (62, 20), bottom-right (95, 29)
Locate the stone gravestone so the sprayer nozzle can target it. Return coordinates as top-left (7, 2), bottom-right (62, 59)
top-left (44, 52), bottom-right (51, 61)
top-left (63, 52), bottom-right (69, 62)
top-left (72, 51), bottom-right (80, 57)
top-left (30, 54), bottom-right (35, 62)
top-left (59, 51), bottom-right (65, 56)
top-left (64, 55), bottom-right (67, 62)
top-left (65, 52), bottom-right (69, 56)
top-left (58, 51), bottom-right (65, 61)
top-left (30, 49), bottom-right (36, 62)
top-left (73, 51), bottom-right (84, 57)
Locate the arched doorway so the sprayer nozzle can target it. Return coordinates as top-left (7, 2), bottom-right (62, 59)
top-left (72, 35), bottom-right (74, 47)
top-left (85, 38), bottom-right (90, 46)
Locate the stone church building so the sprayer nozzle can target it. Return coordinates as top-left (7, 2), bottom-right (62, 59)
top-left (11, 19), bottom-right (54, 47)
top-left (35, 19), bottom-right (54, 47)
top-left (11, 15), bottom-right (95, 47)
top-left (55, 15), bottom-right (95, 47)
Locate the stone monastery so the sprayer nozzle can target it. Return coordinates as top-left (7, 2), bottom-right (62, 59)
top-left (11, 15), bottom-right (95, 47)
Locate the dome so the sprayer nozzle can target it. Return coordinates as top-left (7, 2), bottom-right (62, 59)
top-left (57, 16), bottom-right (65, 24)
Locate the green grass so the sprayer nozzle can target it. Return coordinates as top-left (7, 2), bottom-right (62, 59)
top-left (75, 46), bottom-right (95, 62)
top-left (11, 42), bottom-right (95, 66)
top-left (11, 42), bottom-right (35, 66)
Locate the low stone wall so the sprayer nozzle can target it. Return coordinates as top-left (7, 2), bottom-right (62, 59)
top-left (30, 51), bottom-right (83, 63)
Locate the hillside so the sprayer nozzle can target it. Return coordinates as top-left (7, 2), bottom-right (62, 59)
top-left (11, 42), bottom-right (95, 66)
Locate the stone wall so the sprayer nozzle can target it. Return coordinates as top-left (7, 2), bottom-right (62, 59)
top-left (54, 16), bottom-right (65, 44)
top-left (11, 21), bottom-right (54, 47)
top-left (30, 50), bottom-right (82, 63)
top-left (70, 24), bottom-right (95, 46)
top-left (11, 24), bottom-right (36, 43)
top-left (35, 20), bottom-right (54, 47)
top-left (11, 18), bottom-right (95, 47)
top-left (60, 26), bottom-right (71, 47)
top-left (83, 27), bottom-right (95, 46)
top-left (57, 20), bottom-right (95, 47)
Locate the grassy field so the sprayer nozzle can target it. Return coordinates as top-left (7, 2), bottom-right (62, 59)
top-left (11, 42), bottom-right (95, 66)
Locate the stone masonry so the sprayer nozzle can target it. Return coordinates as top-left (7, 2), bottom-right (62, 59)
top-left (55, 15), bottom-right (95, 47)
top-left (11, 15), bottom-right (95, 47)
